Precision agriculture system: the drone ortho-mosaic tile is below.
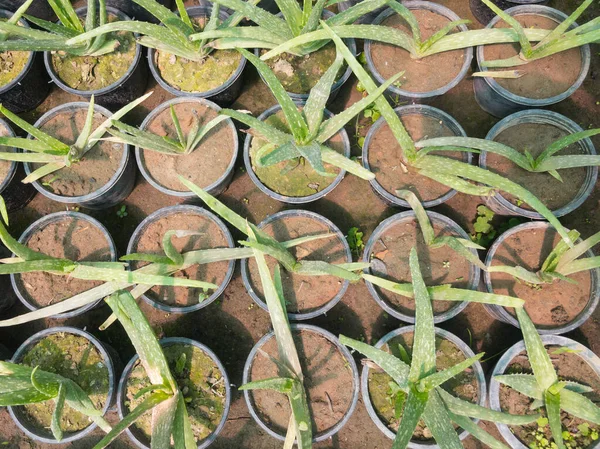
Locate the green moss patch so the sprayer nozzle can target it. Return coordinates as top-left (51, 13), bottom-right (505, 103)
top-left (0, 49), bottom-right (29, 87)
top-left (51, 15), bottom-right (137, 91)
top-left (20, 333), bottom-right (110, 434)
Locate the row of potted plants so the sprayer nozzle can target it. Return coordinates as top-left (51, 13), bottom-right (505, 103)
top-left (0, 185), bottom-right (599, 448)
top-left (0, 0), bottom-right (596, 116)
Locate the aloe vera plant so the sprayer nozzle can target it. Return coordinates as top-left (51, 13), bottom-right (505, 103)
top-left (187, 0), bottom-right (390, 54)
top-left (479, 0), bottom-right (600, 69)
top-left (322, 24), bottom-right (574, 246)
top-left (0, 180), bottom-right (362, 327)
top-left (65, 0), bottom-right (256, 62)
top-left (0, 0), bottom-right (119, 56)
top-left (225, 48), bottom-right (402, 181)
top-left (493, 307), bottom-right (600, 449)
top-left (416, 128), bottom-right (600, 183)
top-left (396, 190), bottom-right (487, 271)
top-left (489, 228), bottom-right (600, 285)
top-left (342, 248), bottom-right (538, 449)
top-left (0, 361), bottom-right (112, 441)
top-left (259, 0), bottom-right (553, 61)
top-left (239, 230), bottom-right (312, 448)
top-left (0, 93), bottom-right (150, 184)
top-left (107, 105), bottom-right (229, 155)
top-left (91, 290), bottom-right (202, 449)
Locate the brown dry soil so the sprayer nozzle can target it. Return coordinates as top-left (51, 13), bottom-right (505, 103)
top-left (483, 14), bottom-right (583, 99)
top-left (368, 111), bottom-right (465, 203)
top-left (486, 122), bottom-right (588, 211)
top-left (139, 101), bottom-right (236, 192)
top-left (130, 209), bottom-right (231, 308)
top-left (248, 328), bottom-right (355, 437)
top-left (125, 342), bottom-right (227, 446)
top-left (14, 216), bottom-right (112, 308)
top-left (368, 332), bottom-right (479, 440)
top-left (499, 346), bottom-right (600, 449)
top-left (489, 225), bottom-right (592, 329)
top-left (50, 13), bottom-right (137, 92)
top-left (249, 108), bottom-right (345, 198)
top-left (0, 0), bottom-right (598, 448)
top-left (370, 9), bottom-right (467, 93)
top-left (368, 218), bottom-right (473, 317)
top-left (33, 108), bottom-right (125, 198)
top-left (246, 214), bottom-right (348, 314)
top-left (15, 332), bottom-right (110, 438)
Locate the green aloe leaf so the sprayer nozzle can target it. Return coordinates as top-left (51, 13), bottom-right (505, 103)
top-left (408, 248), bottom-right (436, 382)
top-left (545, 390), bottom-right (565, 449)
top-left (418, 354), bottom-right (483, 392)
top-left (293, 260), bottom-right (361, 281)
top-left (448, 411), bottom-right (510, 449)
top-left (92, 391), bottom-right (170, 449)
top-left (494, 374), bottom-right (544, 400)
top-left (533, 0), bottom-right (594, 52)
top-left (421, 389), bottom-right (463, 449)
top-left (303, 51), bottom-right (343, 137)
top-left (383, 0), bottom-right (421, 44)
top-left (320, 145), bottom-right (375, 180)
top-left (0, 105), bottom-right (68, 153)
top-left (395, 190), bottom-right (435, 244)
top-left (480, 0), bottom-right (532, 56)
top-left (418, 169), bottom-right (496, 197)
top-left (172, 394), bottom-right (196, 449)
top-left (392, 388), bottom-right (428, 449)
top-left (239, 377), bottom-right (294, 393)
top-left (239, 49), bottom-right (309, 143)
top-left (419, 19), bottom-right (470, 54)
top-left (535, 128), bottom-right (600, 166)
top-left (515, 307), bottom-right (558, 390)
top-left (339, 335), bottom-right (410, 392)
top-left (438, 389), bottom-right (539, 425)
top-left (50, 383), bottom-right (66, 441)
top-left (221, 109), bottom-right (290, 145)
top-left (560, 388), bottom-right (600, 424)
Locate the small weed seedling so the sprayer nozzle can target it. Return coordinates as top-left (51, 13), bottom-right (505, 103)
top-left (223, 48), bottom-right (402, 181)
top-left (0, 0), bottom-right (119, 56)
top-left (489, 229), bottom-right (600, 286)
top-left (470, 205), bottom-right (521, 248)
top-left (343, 248), bottom-right (537, 449)
top-left (347, 226), bottom-right (365, 260)
top-left (494, 307), bottom-right (600, 449)
top-left (116, 205), bottom-right (128, 218)
top-left (0, 93), bottom-right (150, 184)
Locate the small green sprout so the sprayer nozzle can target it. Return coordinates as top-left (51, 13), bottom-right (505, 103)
top-left (116, 205), bottom-right (128, 218)
top-left (347, 227), bottom-right (364, 259)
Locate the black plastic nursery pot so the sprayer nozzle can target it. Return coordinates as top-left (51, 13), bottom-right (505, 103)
top-left (24, 101), bottom-right (135, 209)
top-left (484, 222), bottom-right (600, 335)
top-left (10, 211), bottom-right (117, 320)
top-left (148, 6), bottom-right (246, 106)
top-left (0, 9), bottom-right (51, 113)
top-left (365, 2), bottom-right (472, 104)
top-left (107, 0), bottom-right (172, 23)
top-left (243, 101), bottom-right (351, 204)
top-left (0, 0), bottom-right (55, 21)
top-left (362, 326), bottom-right (487, 448)
top-left (0, 118), bottom-right (36, 212)
top-left (489, 335), bottom-right (600, 449)
top-left (135, 97), bottom-right (239, 198)
top-left (118, 337), bottom-right (231, 449)
top-left (241, 209), bottom-right (353, 320)
top-left (469, 0), bottom-right (549, 26)
top-left (362, 210), bottom-right (481, 323)
top-left (362, 104), bottom-right (471, 208)
top-left (8, 326), bottom-right (117, 444)
top-left (474, 5), bottom-right (591, 118)
top-left (126, 205), bottom-right (235, 314)
top-left (242, 324), bottom-right (359, 443)
top-left (256, 10), bottom-right (356, 102)
top-left (479, 109), bottom-right (598, 219)
top-left (43, 6), bottom-right (148, 111)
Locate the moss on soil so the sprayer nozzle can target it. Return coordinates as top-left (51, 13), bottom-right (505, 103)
top-left (0, 49), bottom-right (29, 87)
top-left (51, 14), bottom-right (137, 91)
top-left (125, 343), bottom-right (226, 445)
top-left (20, 333), bottom-right (110, 433)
